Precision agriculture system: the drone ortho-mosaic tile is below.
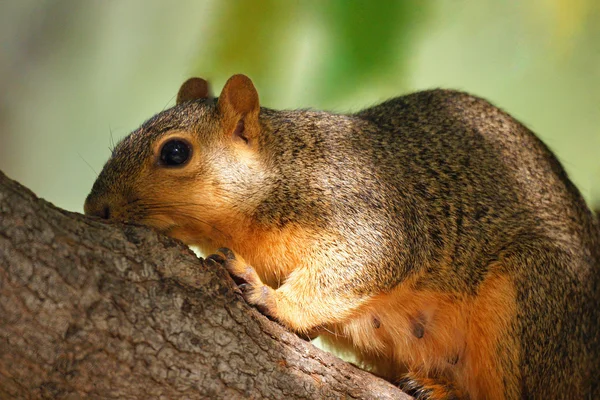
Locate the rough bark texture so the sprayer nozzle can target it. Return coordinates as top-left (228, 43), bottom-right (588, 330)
top-left (0, 170), bottom-right (409, 400)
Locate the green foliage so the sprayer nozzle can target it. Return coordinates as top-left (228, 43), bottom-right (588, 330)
top-left (317, 0), bottom-right (427, 102)
top-left (194, 0), bottom-right (429, 105)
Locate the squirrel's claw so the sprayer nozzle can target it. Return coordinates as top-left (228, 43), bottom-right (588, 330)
top-left (214, 247), bottom-right (261, 286)
top-left (209, 248), bottom-right (275, 315)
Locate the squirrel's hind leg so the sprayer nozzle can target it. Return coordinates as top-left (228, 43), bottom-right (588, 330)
top-left (397, 372), bottom-right (466, 400)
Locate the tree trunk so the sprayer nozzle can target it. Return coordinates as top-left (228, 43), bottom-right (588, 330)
top-left (0, 170), bottom-right (409, 399)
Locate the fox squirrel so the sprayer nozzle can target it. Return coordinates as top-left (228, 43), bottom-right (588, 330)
top-left (84, 74), bottom-right (600, 399)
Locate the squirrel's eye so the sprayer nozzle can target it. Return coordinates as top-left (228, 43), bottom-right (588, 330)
top-left (160, 139), bottom-right (192, 166)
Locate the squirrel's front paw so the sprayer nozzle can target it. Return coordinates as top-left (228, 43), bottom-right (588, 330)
top-left (207, 248), bottom-right (275, 314)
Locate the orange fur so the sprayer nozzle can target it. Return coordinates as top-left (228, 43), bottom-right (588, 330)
top-left (460, 273), bottom-right (519, 399)
top-left (224, 223), bottom-right (318, 288)
top-left (318, 270), bottom-right (517, 399)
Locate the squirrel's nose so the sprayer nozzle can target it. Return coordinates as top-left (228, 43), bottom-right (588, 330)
top-left (84, 196), bottom-right (111, 219)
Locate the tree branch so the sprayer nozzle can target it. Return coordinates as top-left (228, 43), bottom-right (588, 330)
top-left (0, 170), bottom-right (409, 399)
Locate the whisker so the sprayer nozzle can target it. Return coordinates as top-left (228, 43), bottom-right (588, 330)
top-left (78, 153), bottom-right (98, 177)
top-left (108, 126), bottom-right (116, 153)
top-left (162, 94), bottom-right (177, 112)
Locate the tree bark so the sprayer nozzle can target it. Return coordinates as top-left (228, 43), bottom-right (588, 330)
top-left (0, 170), bottom-right (409, 399)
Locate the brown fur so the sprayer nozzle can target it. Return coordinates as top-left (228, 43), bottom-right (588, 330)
top-left (85, 74), bottom-right (600, 399)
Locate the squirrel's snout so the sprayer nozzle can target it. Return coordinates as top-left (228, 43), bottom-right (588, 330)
top-left (84, 196), bottom-right (111, 219)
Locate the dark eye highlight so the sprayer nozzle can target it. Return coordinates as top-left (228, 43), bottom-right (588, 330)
top-left (160, 139), bottom-right (192, 166)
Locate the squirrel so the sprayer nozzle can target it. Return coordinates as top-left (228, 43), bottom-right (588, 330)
top-left (84, 74), bottom-right (600, 399)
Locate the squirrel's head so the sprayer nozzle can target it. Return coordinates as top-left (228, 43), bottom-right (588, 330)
top-left (84, 74), bottom-right (269, 252)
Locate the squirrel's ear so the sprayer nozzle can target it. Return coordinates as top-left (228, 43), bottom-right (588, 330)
top-left (176, 77), bottom-right (211, 105)
top-left (218, 74), bottom-right (260, 143)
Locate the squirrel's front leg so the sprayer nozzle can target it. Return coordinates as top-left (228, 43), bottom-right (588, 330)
top-left (207, 248), bottom-right (373, 333)
top-left (208, 248), bottom-right (277, 314)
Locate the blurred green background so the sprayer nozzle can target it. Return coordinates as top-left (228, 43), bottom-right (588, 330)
top-left (1, 0), bottom-right (599, 213)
